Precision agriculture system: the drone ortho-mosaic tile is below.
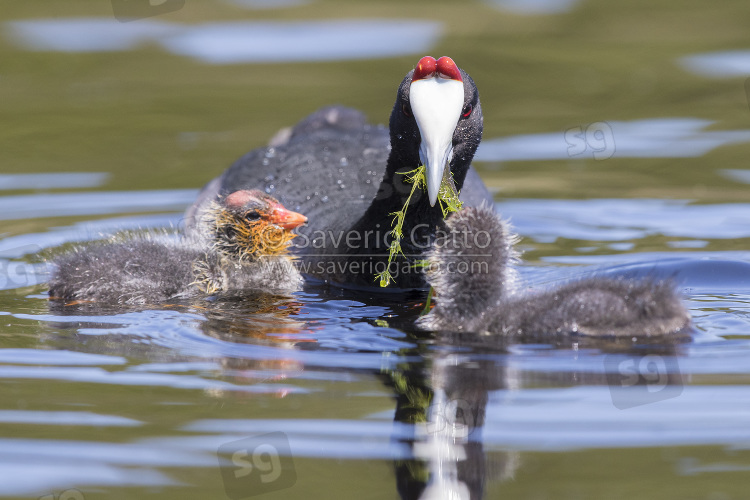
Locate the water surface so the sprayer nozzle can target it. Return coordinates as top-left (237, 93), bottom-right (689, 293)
top-left (2, 1), bottom-right (750, 499)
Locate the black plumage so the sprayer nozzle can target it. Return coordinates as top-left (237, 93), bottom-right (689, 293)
top-left (186, 57), bottom-right (490, 289)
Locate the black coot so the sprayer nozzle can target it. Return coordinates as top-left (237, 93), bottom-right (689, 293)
top-left (49, 190), bottom-right (306, 305)
top-left (419, 206), bottom-right (692, 339)
top-left (186, 56), bottom-right (490, 290)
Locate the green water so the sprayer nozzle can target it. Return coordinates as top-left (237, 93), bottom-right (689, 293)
top-left (3, 1), bottom-right (749, 202)
top-left (2, 1), bottom-right (750, 499)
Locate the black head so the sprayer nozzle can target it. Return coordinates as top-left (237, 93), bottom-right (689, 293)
top-left (388, 56), bottom-right (483, 206)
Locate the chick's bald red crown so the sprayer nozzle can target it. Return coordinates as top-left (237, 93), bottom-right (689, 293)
top-left (223, 190), bottom-right (307, 231)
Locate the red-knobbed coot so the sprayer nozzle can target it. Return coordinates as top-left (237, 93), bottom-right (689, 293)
top-left (49, 190), bottom-right (306, 305)
top-left (419, 206), bottom-right (692, 339)
top-left (186, 56), bottom-right (491, 289)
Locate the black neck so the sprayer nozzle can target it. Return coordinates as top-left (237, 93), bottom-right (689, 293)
top-left (353, 143), bottom-right (472, 258)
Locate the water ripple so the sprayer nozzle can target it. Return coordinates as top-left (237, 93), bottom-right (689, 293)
top-left (476, 118), bottom-right (750, 162)
top-left (0, 348), bottom-right (125, 366)
top-left (496, 199), bottom-right (750, 241)
top-left (6, 18), bottom-right (442, 64)
top-left (0, 189), bottom-right (197, 221)
top-left (0, 410), bottom-right (141, 427)
top-left (680, 50), bottom-right (750, 78)
top-left (483, 385), bottom-right (750, 450)
top-left (0, 172), bottom-right (108, 191)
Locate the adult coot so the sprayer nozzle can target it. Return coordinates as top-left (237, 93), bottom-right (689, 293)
top-left (419, 207), bottom-right (692, 339)
top-left (186, 56), bottom-right (490, 290)
top-left (49, 190), bottom-right (306, 305)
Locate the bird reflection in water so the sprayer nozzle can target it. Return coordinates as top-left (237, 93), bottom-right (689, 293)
top-left (384, 330), bottom-right (688, 500)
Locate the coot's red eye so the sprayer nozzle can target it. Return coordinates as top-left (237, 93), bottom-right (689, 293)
top-left (462, 104), bottom-right (473, 118)
top-left (402, 103), bottom-right (413, 117)
top-left (245, 211), bottom-right (261, 221)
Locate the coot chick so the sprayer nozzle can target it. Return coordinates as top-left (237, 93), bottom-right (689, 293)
top-left (419, 207), bottom-right (692, 339)
top-left (186, 56), bottom-right (491, 289)
top-left (48, 190), bottom-right (306, 305)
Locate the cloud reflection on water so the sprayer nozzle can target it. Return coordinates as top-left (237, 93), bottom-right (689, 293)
top-left (476, 118), bottom-right (750, 162)
top-left (6, 18), bottom-right (441, 64)
top-left (680, 50), bottom-right (750, 78)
